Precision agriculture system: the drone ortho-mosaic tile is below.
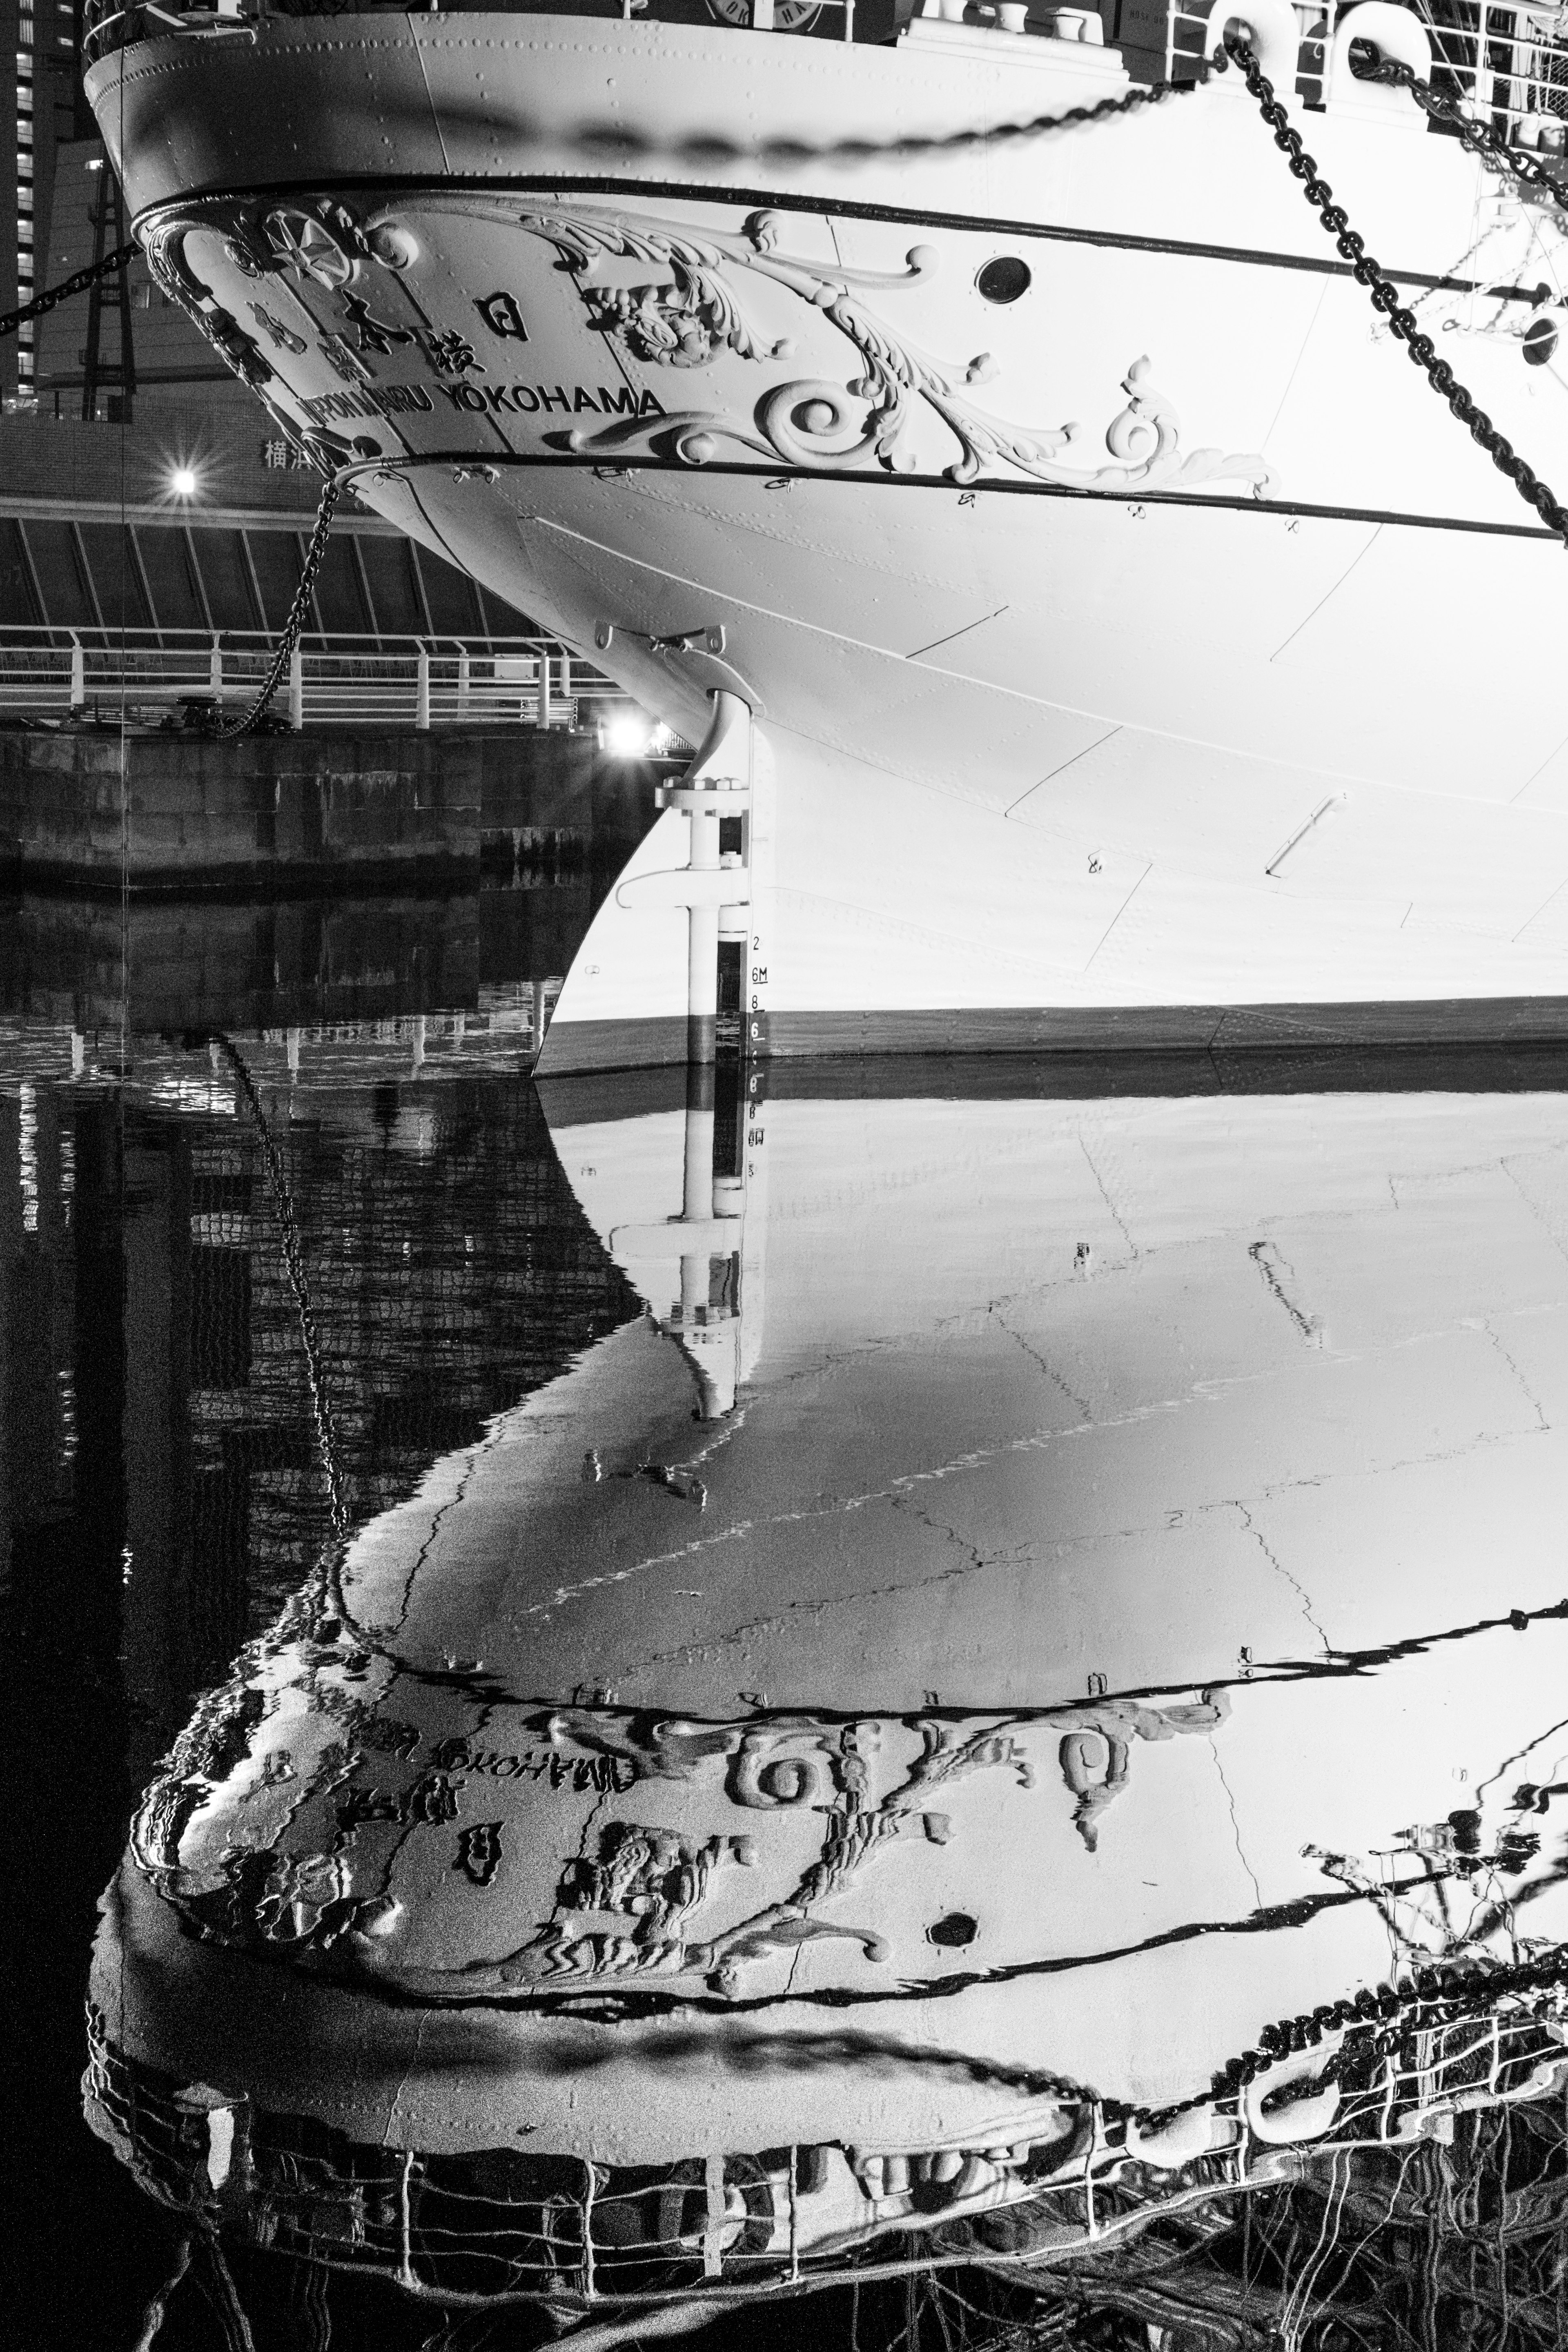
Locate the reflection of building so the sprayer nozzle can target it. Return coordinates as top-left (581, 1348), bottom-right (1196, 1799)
top-left (0, 1069), bottom-right (639, 1782)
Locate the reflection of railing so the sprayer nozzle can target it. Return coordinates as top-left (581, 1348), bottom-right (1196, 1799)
top-left (84, 1971), bottom-right (1568, 2314)
top-left (81, 0), bottom-right (899, 72)
top-left (0, 625), bottom-right (622, 730)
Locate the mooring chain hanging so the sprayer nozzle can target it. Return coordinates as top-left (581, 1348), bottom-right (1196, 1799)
top-left (215, 474), bottom-right (339, 739)
top-left (0, 230), bottom-right (341, 734)
top-left (1368, 49), bottom-right (1568, 228)
top-left (1224, 32), bottom-right (1568, 547)
top-left (615, 63), bottom-right (1214, 169)
top-left (0, 239), bottom-right (137, 342)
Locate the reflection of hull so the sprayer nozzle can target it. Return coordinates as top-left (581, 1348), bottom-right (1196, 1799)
top-left (96, 1082), bottom-right (1568, 2178)
top-left (91, 13), bottom-right (1568, 1062)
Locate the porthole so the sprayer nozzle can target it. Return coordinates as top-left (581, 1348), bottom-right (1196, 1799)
top-left (1524, 317), bottom-right (1558, 368)
top-left (927, 1911), bottom-right (978, 1947)
top-left (977, 256), bottom-right (1031, 306)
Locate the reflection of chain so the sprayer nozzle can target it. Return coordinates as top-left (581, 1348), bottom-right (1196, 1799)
top-left (1225, 34), bottom-right (1568, 548)
top-left (207, 1031), bottom-right (349, 1545)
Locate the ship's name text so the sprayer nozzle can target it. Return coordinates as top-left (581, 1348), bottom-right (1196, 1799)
top-left (299, 381), bottom-right (668, 427)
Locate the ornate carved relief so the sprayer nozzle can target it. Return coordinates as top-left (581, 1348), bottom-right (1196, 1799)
top-left (517, 206), bottom-right (1274, 497)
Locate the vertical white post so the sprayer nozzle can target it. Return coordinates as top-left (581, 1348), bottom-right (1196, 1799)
top-left (285, 1026), bottom-right (301, 1079)
top-left (843, 0), bottom-right (853, 38)
top-left (208, 635), bottom-right (222, 701)
top-left (688, 788), bottom-right (720, 1065)
top-left (288, 644), bottom-right (304, 731)
top-left (416, 648), bottom-right (431, 731)
top-left (69, 633), bottom-right (85, 710)
top-left (457, 647), bottom-right (470, 718)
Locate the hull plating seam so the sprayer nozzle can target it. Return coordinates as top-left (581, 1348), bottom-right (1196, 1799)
top-left (132, 177), bottom-right (1544, 308)
top-left (347, 448), bottom-right (1564, 541)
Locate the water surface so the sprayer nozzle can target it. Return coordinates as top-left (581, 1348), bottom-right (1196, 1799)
top-left (8, 1019), bottom-right (1568, 2350)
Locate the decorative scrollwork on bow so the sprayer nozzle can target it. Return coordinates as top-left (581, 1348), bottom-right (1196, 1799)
top-left (517, 205), bottom-right (1272, 497)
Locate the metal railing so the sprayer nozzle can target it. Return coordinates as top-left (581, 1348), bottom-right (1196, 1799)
top-left (0, 626), bottom-right (624, 730)
top-left (1416, 0), bottom-right (1568, 147)
top-left (1167, 0), bottom-right (1568, 143)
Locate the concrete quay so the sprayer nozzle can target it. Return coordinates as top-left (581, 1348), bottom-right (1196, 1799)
top-left (0, 724), bottom-right (659, 892)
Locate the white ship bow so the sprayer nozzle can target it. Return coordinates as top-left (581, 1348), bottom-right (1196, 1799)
top-left (85, 3), bottom-right (1568, 1056)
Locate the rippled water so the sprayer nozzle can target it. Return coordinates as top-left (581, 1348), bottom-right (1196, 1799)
top-left (9, 1009), bottom-right (1568, 2350)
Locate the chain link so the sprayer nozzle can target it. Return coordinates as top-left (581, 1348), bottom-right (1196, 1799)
top-left (0, 228), bottom-right (340, 735)
top-left (594, 63), bottom-right (1214, 168)
top-left (215, 473), bottom-right (339, 739)
top-left (1224, 34), bottom-right (1568, 546)
top-left (0, 241), bottom-right (139, 342)
top-left (1369, 51), bottom-right (1568, 227)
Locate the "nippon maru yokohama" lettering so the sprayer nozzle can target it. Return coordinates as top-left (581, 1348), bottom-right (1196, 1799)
top-left (298, 382), bottom-right (668, 426)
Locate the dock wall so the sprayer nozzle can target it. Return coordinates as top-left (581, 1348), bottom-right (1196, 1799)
top-left (0, 726), bottom-right (658, 893)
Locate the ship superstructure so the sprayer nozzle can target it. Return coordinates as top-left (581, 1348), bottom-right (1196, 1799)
top-left (79, 0), bottom-right (1568, 1067)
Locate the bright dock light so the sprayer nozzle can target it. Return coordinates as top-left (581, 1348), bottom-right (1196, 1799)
top-left (603, 711), bottom-right (654, 758)
top-left (170, 466), bottom-right (198, 498)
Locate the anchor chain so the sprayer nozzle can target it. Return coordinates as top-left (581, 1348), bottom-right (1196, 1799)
top-left (1367, 48), bottom-right (1568, 229)
top-left (215, 473), bottom-right (339, 739)
top-left (1224, 33), bottom-right (1568, 546)
top-left (0, 216), bottom-right (339, 737)
top-left (608, 61), bottom-right (1216, 167)
top-left (0, 240), bottom-right (138, 341)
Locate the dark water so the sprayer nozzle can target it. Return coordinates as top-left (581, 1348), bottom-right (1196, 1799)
top-left (9, 982), bottom-right (1568, 2351)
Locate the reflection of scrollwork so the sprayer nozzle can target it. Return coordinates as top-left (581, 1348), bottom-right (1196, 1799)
top-left (518, 205), bottom-right (1271, 496)
top-left (1055, 1692), bottom-right (1228, 1851)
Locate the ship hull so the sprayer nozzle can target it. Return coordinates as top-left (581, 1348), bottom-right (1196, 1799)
top-left (89, 13), bottom-right (1568, 1062)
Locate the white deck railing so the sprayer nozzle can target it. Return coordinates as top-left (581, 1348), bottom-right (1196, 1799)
top-left (0, 627), bottom-right (626, 731)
